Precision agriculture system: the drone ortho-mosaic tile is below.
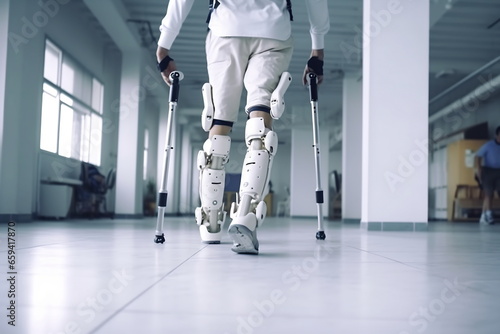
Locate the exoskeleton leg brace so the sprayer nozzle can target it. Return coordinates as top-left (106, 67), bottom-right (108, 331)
top-left (270, 72), bottom-right (292, 120)
top-left (195, 135), bottom-right (231, 243)
top-left (230, 72), bottom-right (291, 227)
top-left (229, 117), bottom-right (278, 229)
top-left (195, 83), bottom-right (231, 243)
top-left (227, 72), bottom-right (291, 254)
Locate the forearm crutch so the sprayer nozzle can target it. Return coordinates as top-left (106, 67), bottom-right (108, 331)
top-left (307, 73), bottom-right (326, 240)
top-left (154, 71), bottom-right (184, 244)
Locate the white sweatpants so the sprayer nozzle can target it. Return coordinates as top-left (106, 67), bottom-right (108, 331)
top-left (205, 31), bottom-right (294, 123)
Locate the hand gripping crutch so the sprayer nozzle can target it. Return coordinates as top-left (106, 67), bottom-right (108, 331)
top-left (307, 73), bottom-right (326, 240)
top-left (154, 71), bottom-right (184, 244)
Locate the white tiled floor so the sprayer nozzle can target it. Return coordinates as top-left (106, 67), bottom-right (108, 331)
top-left (1, 217), bottom-right (500, 334)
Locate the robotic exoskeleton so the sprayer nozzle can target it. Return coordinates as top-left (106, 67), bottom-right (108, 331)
top-left (195, 84), bottom-right (231, 243)
top-left (197, 72), bottom-right (292, 252)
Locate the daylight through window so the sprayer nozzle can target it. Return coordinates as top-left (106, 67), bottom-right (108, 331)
top-left (40, 39), bottom-right (104, 166)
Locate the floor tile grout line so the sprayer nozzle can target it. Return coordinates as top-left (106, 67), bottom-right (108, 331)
top-left (4, 240), bottom-right (93, 251)
top-left (4, 232), bottom-right (187, 251)
top-left (0, 236), bottom-right (106, 251)
top-left (344, 245), bottom-right (430, 272)
top-left (345, 245), bottom-right (493, 294)
top-left (87, 245), bottom-right (209, 334)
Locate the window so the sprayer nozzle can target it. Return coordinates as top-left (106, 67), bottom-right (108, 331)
top-left (40, 39), bottom-right (104, 166)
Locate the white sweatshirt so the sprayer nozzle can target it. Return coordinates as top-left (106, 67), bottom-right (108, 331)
top-left (158, 0), bottom-right (330, 51)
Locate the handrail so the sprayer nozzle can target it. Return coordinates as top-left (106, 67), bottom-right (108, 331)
top-left (429, 55), bottom-right (500, 105)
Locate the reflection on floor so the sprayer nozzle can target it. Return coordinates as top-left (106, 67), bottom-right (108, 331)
top-left (1, 217), bottom-right (499, 334)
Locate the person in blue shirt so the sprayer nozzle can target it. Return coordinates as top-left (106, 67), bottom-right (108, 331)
top-left (475, 125), bottom-right (500, 224)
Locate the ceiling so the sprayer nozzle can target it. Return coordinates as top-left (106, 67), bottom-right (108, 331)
top-left (428, 0), bottom-right (500, 113)
top-left (85, 0), bottom-right (500, 138)
top-left (120, 0), bottom-right (359, 128)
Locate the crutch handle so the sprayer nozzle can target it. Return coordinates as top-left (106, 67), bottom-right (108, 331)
top-left (307, 73), bottom-right (318, 102)
top-left (170, 70), bottom-right (184, 81)
top-left (169, 71), bottom-right (184, 103)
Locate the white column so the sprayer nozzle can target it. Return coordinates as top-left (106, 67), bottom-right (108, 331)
top-left (0, 0), bottom-right (9, 171)
top-left (114, 51), bottom-right (145, 217)
top-left (0, 0), bottom-right (9, 216)
top-left (361, 0), bottom-right (429, 230)
top-left (179, 125), bottom-right (192, 214)
top-left (0, 0), bottom-right (41, 220)
top-left (290, 121), bottom-right (329, 218)
top-left (342, 75), bottom-right (363, 222)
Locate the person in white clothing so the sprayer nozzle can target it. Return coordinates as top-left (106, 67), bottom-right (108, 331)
top-left (157, 0), bottom-right (330, 254)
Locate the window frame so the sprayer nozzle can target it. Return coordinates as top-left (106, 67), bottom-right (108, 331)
top-left (40, 39), bottom-right (104, 166)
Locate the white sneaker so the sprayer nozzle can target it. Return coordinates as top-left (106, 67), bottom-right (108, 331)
top-left (486, 211), bottom-right (494, 224)
top-left (228, 213), bottom-right (259, 254)
top-left (480, 212), bottom-right (494, 225)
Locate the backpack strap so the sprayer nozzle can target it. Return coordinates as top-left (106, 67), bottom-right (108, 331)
top-left (206, 0), bottom-right (220, 24)
top-left (286, 0), bottom-right (293, 21)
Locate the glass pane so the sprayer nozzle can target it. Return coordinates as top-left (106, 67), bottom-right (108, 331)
top-left (89, 114), bottom-right (102, 166)
top-left (62, 57), bottom-right (92, 105)
top-left (71, 99), bottom-right (89, 115)
top-left (39, 92), bottom-right (59, 153)
top-left (43, 82), bottom-right (58, 97)
top-left (41, 43), bottom-right (102, 164)
top-left (79, 73), bottom-right (92, 106)
top-left (92, 78), bottom-right (104, 113)
top-left (60, 93), bottom-right (73, 107)
top-left (58, 104), bottom-right (74, 158)
top-left (44, 40), bottom-right (61, 84)
top-left (70, 112), bottom-right (85, 161)
top-left (61, 59), bottom-right (75, 95)
top-left (80, 113), bottom-right (91, 162)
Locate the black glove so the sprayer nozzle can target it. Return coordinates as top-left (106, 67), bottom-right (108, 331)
top-left (307, 56), bottom-right (324, 76)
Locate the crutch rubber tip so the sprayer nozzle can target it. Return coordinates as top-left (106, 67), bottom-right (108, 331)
top-left (154, 234), bottom-right (165, 244)
top-left (316, 231), bottom-right (326, 240)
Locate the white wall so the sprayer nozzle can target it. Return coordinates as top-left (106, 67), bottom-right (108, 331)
top-left (144, 98), bottom-right (160, 184)
top-left (270, 141), bottom-right (291, 214)
top-left (0, 0), bottom-right (9, 183)
top-left (178, 125), bottom-right (193, 213)
top-left (115, 52), bottom-right (143, 215)
top-left (1, 0), bottom-right (39, 217)
top-left (361, 0), bottom-right (429, 224)
top-left (0, 0), bottom-right (121, 218)
top-left (290, 125), bottom-right (329, 217)
top-left (428, 147), bottom-right (447, 220)
top-left (342, 75), bottom-right (363, 220)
